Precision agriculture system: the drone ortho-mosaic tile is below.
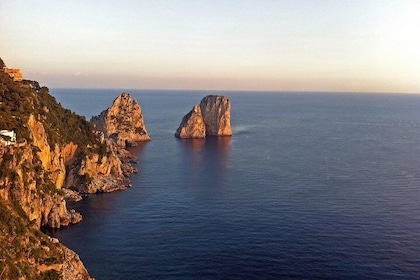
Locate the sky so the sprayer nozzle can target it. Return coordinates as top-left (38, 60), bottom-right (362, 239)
top-left (1, 0), bottom-right (420, 93)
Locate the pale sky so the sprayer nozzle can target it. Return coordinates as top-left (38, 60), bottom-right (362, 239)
top-left (1, 0), bottom-right (419, 93)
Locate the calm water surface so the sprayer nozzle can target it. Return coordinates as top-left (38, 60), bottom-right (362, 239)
top-left (50, 89), bottom-right (420, 279)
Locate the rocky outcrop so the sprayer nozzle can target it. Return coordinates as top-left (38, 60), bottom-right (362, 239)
top-left (28, 114), bottom-right (51, 169)
top-left (28, 114), bottom-right (79, 189)
top-left (91, 92), bottom-right (151, 147)
top-left (2, 111), bottom-right (137, 227)
top-left (175, 105), bottom-right (206, 138)
top-left (0, 144), bottom-right (81, 228)
top-left (200, 95), bottom-right (232, 136)
top-left (175, 95), bottom-right (232, 138)
top-left (27, 111), bottom-right (137, 195)
top-left (36, 244), bottom-right (91, 279)
top-left (0, 200), bottom-right (92, 279)
top-left (0, 59), bottom-right (127, 279)
top-left (65, 139), bottom-right (137, 194)
top-left (60, 245), bottom-right (92, 280)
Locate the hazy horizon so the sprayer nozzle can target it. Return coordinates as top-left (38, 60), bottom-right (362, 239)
top-left (1, 1), bottom-right (419, 93)
top-left (49, 87), bottom-right (420, 96)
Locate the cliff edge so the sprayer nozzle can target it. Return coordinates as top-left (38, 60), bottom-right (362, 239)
top-left (0, 58), bottom-right (141, 279)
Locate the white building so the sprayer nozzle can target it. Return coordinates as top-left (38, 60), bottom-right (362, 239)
top-left (0, 130), bottom-right (16, 146)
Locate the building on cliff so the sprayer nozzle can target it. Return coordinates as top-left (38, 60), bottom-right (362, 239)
top-left (0, 130), bottom-right (17, 146)
top-left (3, 68), bottom-right (23, 81)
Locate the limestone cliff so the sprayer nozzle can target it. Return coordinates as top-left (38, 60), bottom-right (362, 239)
top-left (0, 200), bottom-right (92, 279)
top-left (0, 144), bottom-right (82, 229)
top-left (26, 109), bottom-right (136, 195)
top-left (200, 95), bottom-right (232, 136)
top-left (175, 105), bottom-right (206, 138)
top-left (175, 95), bottom-right (232, 138)
top-left (28, 114), bottom-right (51, 170)
top-left (91, 92), bottom-right (151, 146)
top-left (65, 139), bottom-right (136, 193)
top-left (28, 114), bottom-right (79, 190)
top-left (0, 59), bottom-right (139, 279)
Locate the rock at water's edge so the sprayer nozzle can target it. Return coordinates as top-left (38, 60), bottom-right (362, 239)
top-left (175, 105), bottom-right (206, 138)
top-left (175, 95), bottom-right (232, 138)
top-left (91, 92), bottom-right (151, 147)
top-left (200, 95), bottom-right (232, 136)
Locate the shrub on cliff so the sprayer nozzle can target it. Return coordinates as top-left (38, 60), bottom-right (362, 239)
top-left (0, 70), bottom-right (99, 151)
top-left (0, 200), bottom-right (65, 279)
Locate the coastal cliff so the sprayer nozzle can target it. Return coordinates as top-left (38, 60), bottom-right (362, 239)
top-left (175, 95), bottom-right (232, 138)
top-left (91, 92), bottom-right (151, 147)
top-left (65, 139), bottom-right (137, 193)
top-left (0, 144), bottom-right (81, 229)
top-left (0, 58), bottom-right (138, 279)
top-left (0, 200), bottom-right (91, 279)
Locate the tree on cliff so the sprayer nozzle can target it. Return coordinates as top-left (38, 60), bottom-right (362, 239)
top-left (0, 57), bottom-right (5, 68)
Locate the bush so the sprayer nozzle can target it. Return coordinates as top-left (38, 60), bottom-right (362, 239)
top-left (38, 269), bottom-right (61, 280)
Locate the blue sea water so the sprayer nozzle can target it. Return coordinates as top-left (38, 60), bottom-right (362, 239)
top-left (49, 89), bottom-right (420, 279)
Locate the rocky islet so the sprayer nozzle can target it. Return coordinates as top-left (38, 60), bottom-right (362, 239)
top-left (175, 95), bottom-right (232, 138)
top-left (91, 92), bottom-right (151, 147)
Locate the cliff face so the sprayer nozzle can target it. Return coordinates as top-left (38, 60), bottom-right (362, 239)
top-left (175, 105), bottom-right (206, 138)
top-left (175, 95), bottom-right (232, 138)
top-left (65, 139), bottom-right (136, 193)
top-left (27, 109), bottom-right (136, 195)
top-left (0, 61), bottom-right (140, 279)
top-left (91, 92), bottom-right (151, 146)
top-left (200, 95), bottom-right (232, 136)
top-left (0, 144), bottom-right (82, 229)
top-left (0, 200), bottom-right (91, 279)
top-left (28, 114), bottom-right (79, 190)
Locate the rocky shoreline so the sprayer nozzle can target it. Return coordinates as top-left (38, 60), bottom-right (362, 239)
top-left (0, 58), bottom-right (233, 279)
top-left (0, 64), bottom-right (150, 279)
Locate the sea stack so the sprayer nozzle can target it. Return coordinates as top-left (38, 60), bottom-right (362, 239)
top-left (175, 105), bottom-right (206, 138)
top-left (200, 95), bottom-right (232, 136)
top-left (91, 92), bottom-right (151, 146)
top-left (175, 95), bottom-right (232, 138)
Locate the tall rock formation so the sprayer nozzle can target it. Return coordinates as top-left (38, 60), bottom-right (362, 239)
top-left (175, 95), bottom-right (232, 138)
top-left (200, 95), bottom-right (232, 136)
top-left (175, 105), bottom-right (206, 138)
top-left (91, 92), bottom-right (151, 147)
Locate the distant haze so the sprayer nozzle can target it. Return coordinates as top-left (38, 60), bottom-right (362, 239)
top-left (1, 0), bottom-right (419, 93)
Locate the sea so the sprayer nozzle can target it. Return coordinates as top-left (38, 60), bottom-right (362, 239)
top-left (48, 89), bottom-right (420, 279)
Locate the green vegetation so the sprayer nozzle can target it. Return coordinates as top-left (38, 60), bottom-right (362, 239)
top-left (35, 87), bottom-right (98, 147)
top-left (135, 126), bottom-right (146, 135)
top-left (0, 200), bottom-right (64, 279)
top-left (0, 64), bottom-right (100, 151)
top-left (0, 58), bottom-right (95, 279)
top-left (38, 270), bottom-right (61, 280)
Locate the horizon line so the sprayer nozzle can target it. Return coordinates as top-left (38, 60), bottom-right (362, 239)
top-left (49, 87), bottom-right (420, 95)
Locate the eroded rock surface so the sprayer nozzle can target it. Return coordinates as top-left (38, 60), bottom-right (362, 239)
top-left (175, 105), bottom-right (206, 138)
top-left (175, 95), bottom-right (232, 138)
top-left (91, 92), bottom-right (151, 147)
top-left (200, 95), bottom-right (232, 136)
